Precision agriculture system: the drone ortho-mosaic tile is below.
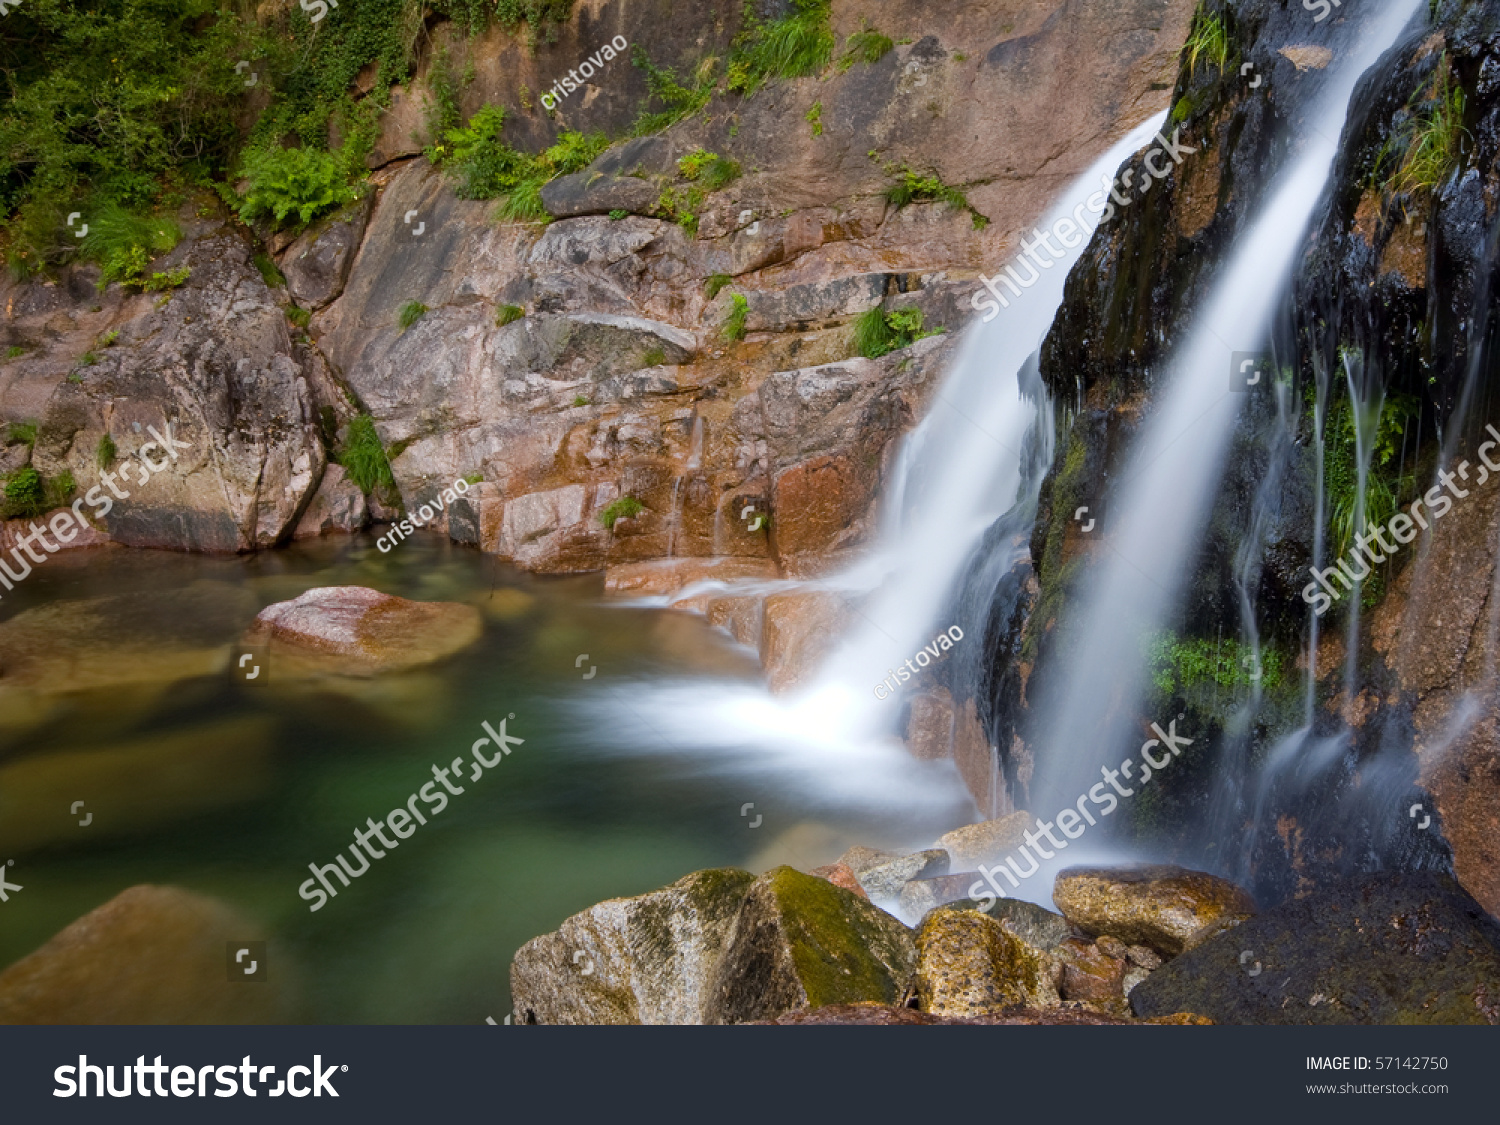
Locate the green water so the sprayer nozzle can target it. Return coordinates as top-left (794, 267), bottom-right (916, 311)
top-left (0, 533), bottom-right (813, 1023)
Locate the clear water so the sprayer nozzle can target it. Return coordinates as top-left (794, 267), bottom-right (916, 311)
top-left (0, 534), bottom-right (956, 1023)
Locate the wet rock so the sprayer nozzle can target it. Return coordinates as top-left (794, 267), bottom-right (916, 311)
top-left (809, 862), bottom-right (867, 900)
top-left (983, 897), bottom-right (1073, 953)
top-left (603, 556), bottom-right (777, 596)
top-left (935, 811), bottom-right (1033, 870)
top-left (243, 586), bottom-right (482, 676)
top-left (913, 909), bottom-right (1060, 1018)
top-left (1131, 873), bottom-right (1500, 1025)
top-left (0, 885), bottom-right (292, 1023)
top-left (510, 868), bottom-right (756, 1025)
top-left (0, 716), bottom-right (275, 855)
top-left (704, 866), bottom-right (917, 1023)
top-left (760, 588), bottom-right (854, 692)
top-left (855, 848), bottom-right (950, 902)
top-left (1057, 937), bottom-right (1129, 1014)
top-left (903, 688), bottom-right (955, 760)
top-left (1053, 865), bottom-right (1257, 956)
top-left (766, 1004), bottom-right (1155, 1025)
top-left (899, 873), bottom-right (984, 921)
top-left (292, 464), bottom-right (367, 539)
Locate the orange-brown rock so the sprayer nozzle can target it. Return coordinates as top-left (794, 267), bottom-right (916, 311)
top-left (760, 589), bottom-right (854, 693)
top-left (1053, 865), bottom-right (1257, 956)
top-left (809, 862), bottom-right (868, 900)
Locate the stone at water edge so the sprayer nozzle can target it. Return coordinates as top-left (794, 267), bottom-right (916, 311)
top-left (510, 869), bottom-right (756, 1025)
top-left (854, 849), bottom-right (951, 902)
top-left (935, 811), bottom-right (1033, 870)
top-left (1053, 865), bottom-right (1257, 956)
top-left (809, 863), bottom-right (868, 899)
top-left (703, 867), bottom-right (917, 1024)
top-left (241, 586), bottom-right (482, 676)
top-left (1130, 873), bottom-right (1500, 1025)
top-left (913, 909), bottom-right (1061, 1018)
top-left (899, 873), bottom-right (986, 921)
top-left (0, 885), bottom-right (292, 1024)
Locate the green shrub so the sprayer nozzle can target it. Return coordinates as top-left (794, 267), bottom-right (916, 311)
top-left (677, 149), bottom-right (718, 180)
top-left (840, 28), bottom-right (894, 71)
top-left (428, 104), bottom-right (606, 220)
top-left (97, 433), bottom-right (117, 469)
top-left (494, 0), bottom-right (577, 49)
top-left (705, 273), bottom-right (732, 299)
top-left (398, 301), bottom-right (429, 330)
top-left (722, 292), bottom-right (749, 341)
top-left (237, 147), bottom-right (358, 230)
top-left (853, 305), bottom-right (941, 358)
top-left (653, 184), bottom-right (705, 236)
top-left (336, 415), bottom-right (396, 495)
top-left (599, 495), bottom-right (644, 530)
top-left (3, 467), bottom-right (44, 518)
top-left (728, 0), bottom-right (834, 96)
top-left (496, 304), bottom-right (525, 326)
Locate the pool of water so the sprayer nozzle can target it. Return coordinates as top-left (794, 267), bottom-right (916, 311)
top-left (0, 532), bottom-right (970, 1023)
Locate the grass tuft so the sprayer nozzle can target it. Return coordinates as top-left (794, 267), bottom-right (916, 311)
top-left (398, 301), bottom-right (429, 331)
top-left (97, 433), bottom-right (117, 468)
top-left (496, 304), bottom-right (525, 327)
top-left (1183, 5), bottom-right (1230, 77)
top-left (722, 292), bottom-right (749, 341)
top-left (599, 495), bottom-right (644, 530)
top-left (705, 273), bottom-right (732, 299)
top-left (336, 415), bottom-right (396, 495)
top-left (840, 28), bottom-right (894, 72)
top-left (853, 305), bottom-right (942, 358)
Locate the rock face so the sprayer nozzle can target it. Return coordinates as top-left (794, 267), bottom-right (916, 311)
top-left (510, 869), bottom-right (755, 1025)
top-left (292, 464), bottom-right (368, 539)
top-left (0, 885), bottom-right (292, 1023)
top-left (703, 866), bottom-right (917, 1024)
top-left (1053, 866), bottom-right (1257, 956)
top-left (243, 586), bottom-right (482, 676)
top-left (913, 908), bottom-right (1060, 1017)
top-left (1131, 874), bottom-right (1500, 1025)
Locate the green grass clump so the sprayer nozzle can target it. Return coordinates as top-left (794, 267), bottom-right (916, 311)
top-left (1321, 388), bottom-right (1420, 563)
top-left (884, 165), bottom-right (968, 211)
top-left (599, 495), bottom-right (645, 530)
top-left (1146, 631), bottom-right (1284, 695)
top-left (77, 204), bottom-right (182, 289)
top-left (5, 346), bottom-right (27, 360)
top-left (255, 253), bottom-right (287, 289)
top-left (654, 184), bottom-right (706, 237)
top-left (496, 304), bottom-right (525, 327)
top-left (609, 208), bottom-right (629, 220)
top-left (806, 102), bottom-right (823, 136)
top-left (853, 305), bottom-right (942, 358)
top-left (1183, 5), bottom-right (1230, 77)
top-left (727, 0), bottom-right (834, 96)
top-left (336, 415), bottom-right (396, 495)
top-left (705, 273), bottom-right (732, 299)
top-left (6, 421), bottom-right (38, 448)
top-left (840, 28), bottom-right (894, 71)
top-left (287, 306), bottom-right (311, 329)
top-left (572, 394), bottom-right (590, 407)
top-left (398, 301), bottom-right (429, 330)
top-left (630, 49), bottom-right (718, 135)
top-left (722, 292), bottom-right (749, 341)
top-left (97, 433), bottom-right (117, 468)
top-left (1386, 65), bottom-right (1468, 196)
top-left (140, 266), bottom-right (190, 292)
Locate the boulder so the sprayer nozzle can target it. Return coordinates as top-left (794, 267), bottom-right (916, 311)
top-left (280, 199), bottom-right (372, 310)
top-left (913, 909), bottom-right (1060, 1018)
top-left (855, 848), bottom-right (950, 902)
top-left (703, 866), bottom-right (917, 1023)
top-left (603, 556), bottom-right (777, 596)
top-left (1130, 873), bottom-right (1500, 1025)
top-left (760, 588), bottom-right (854, 692)
top-left (977, 896), bottom-right (1074, 953)
top-left (936, 811), bottom-right (1033, 870)
top-left (510, 868), bottom-right (756, 1025)
top-left (1053, 865), bottom-right (1257, 956)
top-left (242, 586), bottom-right (482, 676)
top-left (1057, 937), bottom-right (1129, 1015)
top-left (904, 688), bottom-right (956, 760)
top-left (809, 862), bottom-right (868, 899)
top-left (541, 172), bottom-right (661, 219)
top-left (292, 464), bottom-right (367, 538)
top-left (899, 873), bottom-right (985, 921)
top-left (0, 885), bottom-right (292, 1023)
top-left (765, 1004), bottom-right (1171, 1025)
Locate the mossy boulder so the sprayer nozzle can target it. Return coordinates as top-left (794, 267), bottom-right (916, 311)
top-left (1053, 865), bottom-right (1257, 956)
top-left (913, 908), bottom-right (1061, 1018)
top-left (1130, 873), bottom-right (1500, 1025)
top-left (703, 866), bottom-right (917, 1024)
top-left (510, 868), bottom-right (756, 1025)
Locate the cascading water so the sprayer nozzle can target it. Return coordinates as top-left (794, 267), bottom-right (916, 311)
top-left (1029, 0), bottom-right (1427, 833)
top-left (583, 116), bottom-right (1168, 827)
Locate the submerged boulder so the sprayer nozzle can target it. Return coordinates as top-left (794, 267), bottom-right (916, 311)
top-left (1053, 865), bottom-right (1257, 956)
top-left (242, 585), bottom-right (481, 676)
top-left (1131, 873), bottom-right (1500, 1025)
top-left (510, 868), bottom-right (756, 1025)
top-left (0, 885), bottom-right (292, 1024)
top-left (703, 866), bottom-right (917, 1024)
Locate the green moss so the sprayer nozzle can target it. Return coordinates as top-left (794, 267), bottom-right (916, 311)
top-left (398, 301), bottom-right (429, 330)
top-left (254, 253), bottom-right (287, 289)
top-left (839, 27), bottom-right (894, 72)
top-left (705, 273), bottom-right (732, 300)
top-left (600, 495), bottom-right (645, 529)
top-left (6, 421), bottom-right (38, 448)
top-left (805, 101), bottom-right (823, 137)
top-left (1145, 631), bottom-right (1284, 695)
top-left (641, 345), bottom-right (668, 367)
top-left (608, 208), bottom-right (629, 220)
top-left (287, 306), bottom-right (311, 329)
top-left (5, 346), bottom-right (27, 360)
top-left (495, 304), bottom-right (525, 327)
top-left (572, 394), bottom-right (590, 407)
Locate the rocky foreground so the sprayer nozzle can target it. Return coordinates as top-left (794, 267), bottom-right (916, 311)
top-left (510, 821), bottom-right (1500, 1026)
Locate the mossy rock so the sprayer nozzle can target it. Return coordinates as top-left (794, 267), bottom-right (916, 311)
top-left (1131, 873), bottom-right (1500, 1025)
top-left (914, 909), bottom-right (1061, 1018)
top-left (704, 866), bottom-right (917, 1023)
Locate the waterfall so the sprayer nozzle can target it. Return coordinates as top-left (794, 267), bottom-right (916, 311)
top-left (1030, 0), bottom-right (1426, 818)
top-left (581, 116), bottom-right (1169, 821)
